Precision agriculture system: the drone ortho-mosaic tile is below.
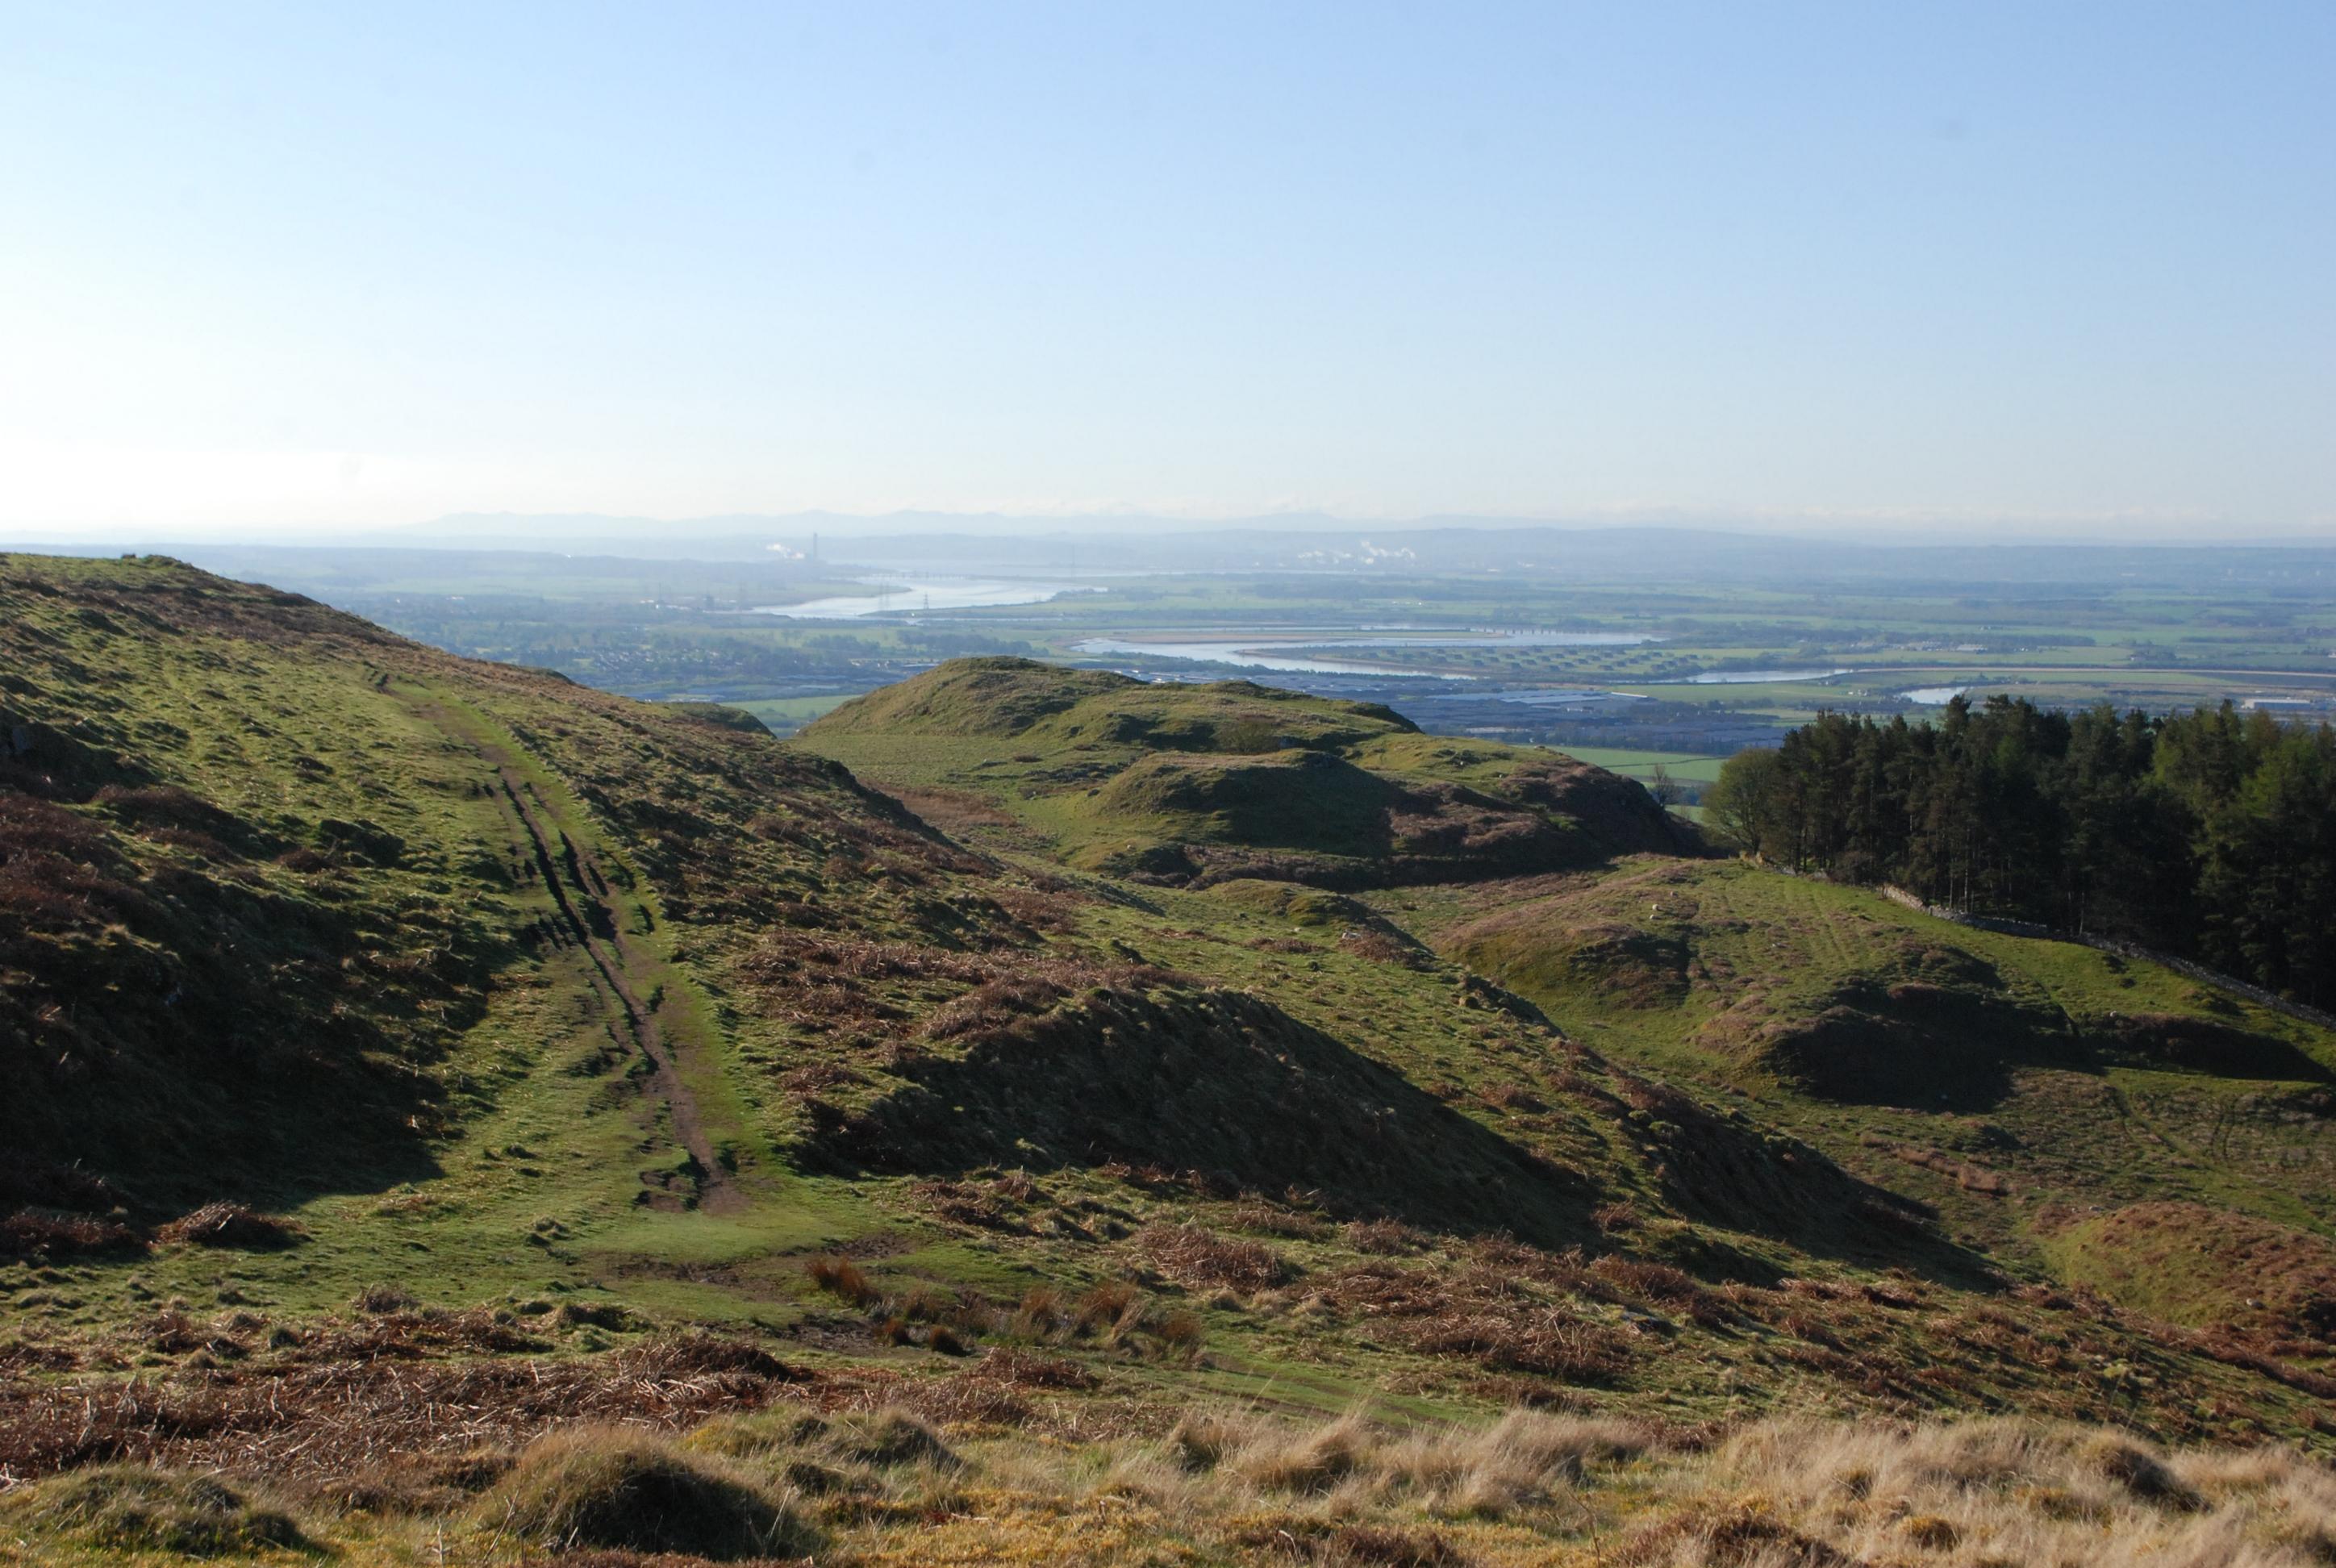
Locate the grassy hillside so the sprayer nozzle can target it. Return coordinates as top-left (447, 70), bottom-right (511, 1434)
top-left (1399, 858), bottom-right (2336, 1299)
top-left (1, 555), bottom-right (1025, 1282)
top-left (802, 657), bottom-right (1696, 884)
top-left (10, 564), bottom-right (2336, 1565)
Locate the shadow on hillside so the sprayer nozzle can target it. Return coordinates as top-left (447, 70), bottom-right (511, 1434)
top-left (1613, 1077), bottom-right (1996, 1287)
top-left (801, 984), bottom-right (1605, 1248)
top-left (2, 785), bottom-right (505, 1217)
top-left (1712, 982), bottom-right (2333, 1114)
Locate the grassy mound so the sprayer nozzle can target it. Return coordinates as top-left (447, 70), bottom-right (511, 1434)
top-left (11, 1465), bottom-right (307, 1555)
top-left (802, 656), bottom-right (1695, 887)
top-left (1453, 915), bottom-right (1692, 1011)
top-left (1207, 879), bottom-right (1383, 925)
top-left (2046, 1202), bottom-right (2336, 1345)
top-left (1425, 857), bottom-right (2334, 1111)
top-left (1355, 734), bottom-right (1696, 857)
top-left (803, 656), bottom-right (1137, 737)
top-left (2084, 1012), bottom-right (2332, 1082)
top-left (486, 1427), bottom-right (811, 1559)
top-left (808, 658), bottom-right (1411, 750)
top-left (1088, 749), bottom-right (1400, 857)
top-left (1454, 869), bottom-right (2079, 1106)
top-left (1699, 978), bottom-right (2075, 1109)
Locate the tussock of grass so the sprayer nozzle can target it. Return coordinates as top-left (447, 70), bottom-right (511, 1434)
top-left (12, 1397), bottom-right (2336, 1564)
top-left (685, 1407), bottom-right (833, 1461)
top-left (827, 1409), bottom-right (961, 1471)
top-left (483, 1426), bottom-right (813, 1560)
top-left (10, 1464), bottom-right (308, 1555)
top-left (805, 1253), bottom-right (878, 1305)
top-left (686, 1404), bottom-right (960, 1474)
top-left (325, 1447), bottom-right (514, 1516)
top-left (1233, 1411), bottom-right (1378, 1494)
top-left (1169, 1412), bottom-right (1244, 1471)
top-left (1642, 1417), bottom-right (2336, 1566)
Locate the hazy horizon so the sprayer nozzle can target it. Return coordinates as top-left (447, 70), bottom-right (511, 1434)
top-left (6, 2), bottom-right (2331, 540)
top-left (13, 506), bottom-right (2336, 557)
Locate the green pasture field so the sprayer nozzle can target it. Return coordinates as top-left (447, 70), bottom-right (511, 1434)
top-left (730, 693), bottom-right (857, 732)
top-left (1550, 747), bottom-right (1731, 784)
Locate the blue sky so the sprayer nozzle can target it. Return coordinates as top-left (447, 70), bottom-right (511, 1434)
top-left (2, 2), bottom-right (2330, 537)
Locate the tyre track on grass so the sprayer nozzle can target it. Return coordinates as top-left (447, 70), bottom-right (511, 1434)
top-left (407, 687), bottom-right (745, 1214)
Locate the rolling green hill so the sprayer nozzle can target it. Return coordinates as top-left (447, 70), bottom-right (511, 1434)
top-left (801, 657), bottom-right (1696, 884)
top-left (10, 561), bottom-right (2336, 1566)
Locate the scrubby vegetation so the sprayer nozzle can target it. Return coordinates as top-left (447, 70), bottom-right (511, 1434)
top-left (10, 557), bottom-right (2336, 1565)
top-left (10, 1400), bottom-right (2336, 1565)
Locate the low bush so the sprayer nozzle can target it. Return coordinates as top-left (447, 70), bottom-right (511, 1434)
top-left (556, 1299), bottom-right (636, 1331)
top-left (1345, 1218), bottom-right (1425, 1254)
top-left (981, 1347), bottom-right (1096, 1388)
top-left (1074, 1281), bottom-right (1140, 1332)
top-left (1226, 1201), bottom-right (1331, 1239)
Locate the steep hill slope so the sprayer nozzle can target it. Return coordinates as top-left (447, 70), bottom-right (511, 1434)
top-left (802, 657), bottom-right (1696, 883)
top-left (2, 553), bottom-right (999, 1226)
